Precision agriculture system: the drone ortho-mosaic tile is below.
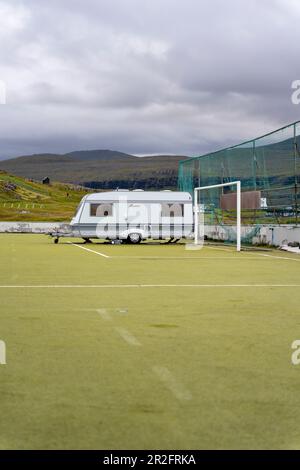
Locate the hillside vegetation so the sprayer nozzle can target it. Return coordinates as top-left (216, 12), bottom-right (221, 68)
top-left (0, 170), bottom-right (90, 221)
top-left (0, 150), bottom-right (188, 190)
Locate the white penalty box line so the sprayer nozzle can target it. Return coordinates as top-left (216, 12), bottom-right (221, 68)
top-left (1, 284), bottom-right (300, 288)
top-left (67, 241), bottom-right (110, 258)
top-left (66, 238), bottom-right (300, 263)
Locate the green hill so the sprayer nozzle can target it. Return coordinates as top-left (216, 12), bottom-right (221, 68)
top-left (0, 170), bottom-right (90, 221)
top-left (0, 151), bottom-right (188, 190)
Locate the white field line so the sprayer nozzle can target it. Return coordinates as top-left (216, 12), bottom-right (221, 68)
top-left (206, 245), bottom-right (268, 254)
top-left (96, 308), bottom-right (140, 346)
top-left (110, 256), bottom-right (267, 260)
top-left (96, 308), bottom-right (112, 321)
top-left (152, 366), bottom-right (192, 401)
top-left (207, 245), bottom-right (300, 262)
top-left (206, 245), bottom-right (236, 253)
top-left (95, 309), bottom-right (191, 401)
top-left (1, 284), bottom-right (300, 288)
top-left (67, 240), bottom-right (298, 261)
top-left (252, 252), bottom-right (300, 262)
top-left (114, 327), bottom-right (141, 346)
top-left (67, 241), bottom-right (110, 258)
top-left (0, 340), bottom-right (6, 365)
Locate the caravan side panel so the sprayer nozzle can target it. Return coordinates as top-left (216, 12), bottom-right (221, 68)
top-left (70, 192), bottom-right (193, 240)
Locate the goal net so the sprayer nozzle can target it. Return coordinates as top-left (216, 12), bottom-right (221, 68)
top-left (194, 181), bottom-right (241, 251)
top-left (178, 121), bottom-right (300, 227)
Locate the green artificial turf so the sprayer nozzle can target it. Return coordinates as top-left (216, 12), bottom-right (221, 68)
top-left (1, 234), bottom-right (300, 449)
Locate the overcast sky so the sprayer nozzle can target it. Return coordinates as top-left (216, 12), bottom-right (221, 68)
top-left (0, 0), bottom-right (300, 158)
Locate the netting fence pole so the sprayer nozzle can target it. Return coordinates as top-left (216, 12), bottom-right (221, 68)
top-left (194, 187), bottom-right (199, 245)
top-left (237, 181), bottom-right (241, 252)
top-left (294, 123), bottom-right (298, 225)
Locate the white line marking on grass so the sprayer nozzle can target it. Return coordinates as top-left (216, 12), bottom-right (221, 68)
top-left (0, 340), bottom-right (6, 365)
top-left (152, 366), bottom-right (192, 401)
top-left (67, 242), bottom-right (110, 258)
top-left (96, 308), bottom-right (112, 321)
top-left (206, 245), bottom-right (268, 255)
top-left (114, 327), bottom-right (141, 346)
top-left (1, 284), bottom-right (300, 288)
top-left (207, 245), bottom-right (300, 262)
top-left (206, 245), bottom-right (236, 253)
top-left (253, 253), bottom-right (300, 262)
top-left (111, 256), bottom-right (266, 260)
top-left (136, 284), bottom-right (300, 287)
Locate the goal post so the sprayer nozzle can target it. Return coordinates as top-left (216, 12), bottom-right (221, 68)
top-left (194, 181), bottom-right (241, 252)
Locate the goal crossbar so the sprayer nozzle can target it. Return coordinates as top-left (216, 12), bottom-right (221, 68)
top-left (194, 181), bottom-right (241, 252)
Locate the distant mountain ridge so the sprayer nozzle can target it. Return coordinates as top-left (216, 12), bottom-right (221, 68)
top-left (0, 150), bottom-right (188, 190)
top-left (65, 149), bottom-right (136, 160)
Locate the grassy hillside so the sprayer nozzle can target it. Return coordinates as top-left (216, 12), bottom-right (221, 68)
top-left (0, 151), bottom-right (188, 190)
top-left (0, 170), bottom-right (90, 221)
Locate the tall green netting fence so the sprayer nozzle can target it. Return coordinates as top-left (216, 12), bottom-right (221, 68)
top-left (178, 121), bottom-right (300, 239)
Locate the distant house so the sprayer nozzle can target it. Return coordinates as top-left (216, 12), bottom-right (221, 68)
top-left (42, 177), bottom-right (50, 185)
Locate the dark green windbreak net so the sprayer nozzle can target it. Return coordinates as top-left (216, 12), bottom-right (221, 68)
top-left (178, 121), bottom-right (300, 240)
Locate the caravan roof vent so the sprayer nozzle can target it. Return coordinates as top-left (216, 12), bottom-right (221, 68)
top-left (115, 189), bottom-right (129, 192)
top-left (132, 189), bottom-right (144, 192)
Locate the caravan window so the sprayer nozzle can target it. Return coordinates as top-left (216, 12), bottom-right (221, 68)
top-left (90, 203), bottom-right (113, 217)
top-left (161, 203), bottom-right (184, 217)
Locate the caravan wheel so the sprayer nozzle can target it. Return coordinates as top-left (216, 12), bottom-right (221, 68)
top-left (128, 233), bottom-right (141, 244)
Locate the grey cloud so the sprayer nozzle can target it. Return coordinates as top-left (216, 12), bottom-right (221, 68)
top-left (0, 0), bottom-right (299, 158)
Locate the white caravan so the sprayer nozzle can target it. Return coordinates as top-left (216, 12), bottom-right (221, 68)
top-left (53, 190), bottom-right (193, 243)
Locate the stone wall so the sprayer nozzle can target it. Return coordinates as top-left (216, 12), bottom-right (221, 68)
top-left (205, 224), bottom-right (300, 247)
top-left (0, 222), bottom-right (68, 233)
top-left (0, 221), bottom-right (299, 247)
